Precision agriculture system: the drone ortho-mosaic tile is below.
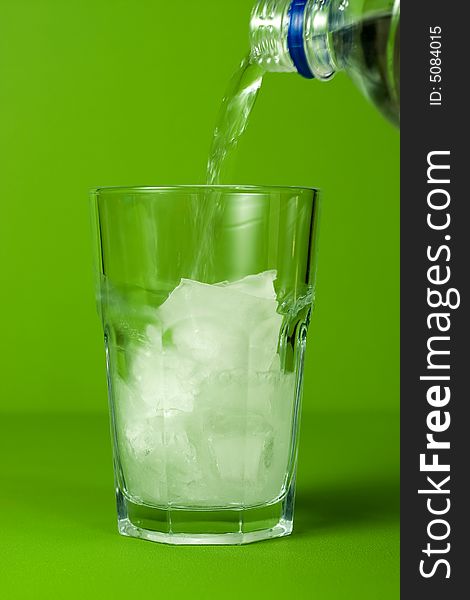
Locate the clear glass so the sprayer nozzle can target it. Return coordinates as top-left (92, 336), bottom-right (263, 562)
top-left (91, 185), bottom-right (320, 545)
top-left (250, 0), bottom-right (400, 125)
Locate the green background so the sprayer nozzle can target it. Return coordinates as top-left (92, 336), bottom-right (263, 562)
top-left (0, 0), bottom-right (399, 598)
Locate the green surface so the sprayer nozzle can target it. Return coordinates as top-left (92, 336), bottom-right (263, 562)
top-left (0, 410), bottom-right (399, 599)
top-left (0, 0), bottom-right (399, 597)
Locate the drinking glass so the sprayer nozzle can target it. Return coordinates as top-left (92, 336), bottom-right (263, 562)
top-left (91, 185), bottom-right (320, 545)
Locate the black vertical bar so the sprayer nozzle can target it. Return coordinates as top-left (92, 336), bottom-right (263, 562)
top-left (401, 2), bottom-right (469, 597)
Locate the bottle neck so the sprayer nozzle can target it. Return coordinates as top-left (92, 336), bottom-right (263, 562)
top-left (250, 0), bottom-right (344, 80)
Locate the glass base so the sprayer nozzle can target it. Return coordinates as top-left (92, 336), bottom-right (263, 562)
top-left (116, 487), bottom-right (295, 545)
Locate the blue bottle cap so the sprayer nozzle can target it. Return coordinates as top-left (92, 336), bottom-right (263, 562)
top-left (287, 0), bottom-right (315, 79)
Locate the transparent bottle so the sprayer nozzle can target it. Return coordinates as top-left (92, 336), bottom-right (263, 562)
top-left (250, 0), bottom-right (400, 126)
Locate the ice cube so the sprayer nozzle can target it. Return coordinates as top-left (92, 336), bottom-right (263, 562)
top-left (170, 315), bottom-right (248, 371)
top-left (248, 312), bottom-right (283, 372)
top-left (207, 413), bottom-right (273, 484)
top-left (145, 323), bottom-right (163, 352)
top-left (157, 271), bottom-right (282, 373)
top-left (118, 319), bottom-right (199, 417)
top-left (121, 410), bottom-right (204, 505)
top-left (132, 347), bottom-right (198, 413)
top-left (159, 271), bottom-right (278, 331)
top-left (222, 269), bottom-right (278, 300)
top-left (197, 369), bottom-right (277, 416)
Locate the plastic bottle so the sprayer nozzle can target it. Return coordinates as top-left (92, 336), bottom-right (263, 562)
top-left (250, 0), bottom-right (400, 125)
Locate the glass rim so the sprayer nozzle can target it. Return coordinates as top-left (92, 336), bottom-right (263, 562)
top-left (91, 184), bottom-right (320, 195)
